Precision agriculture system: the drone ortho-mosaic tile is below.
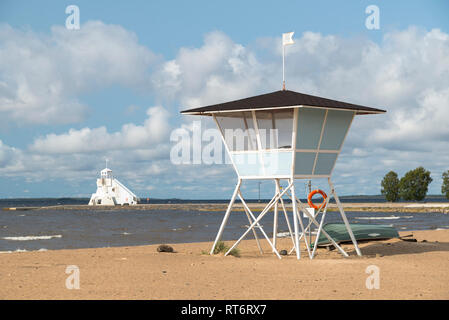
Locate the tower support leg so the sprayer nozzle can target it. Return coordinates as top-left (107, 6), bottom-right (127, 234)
top-left (276, 179), bottom-right (296, 249)
top-left (328, 178), bottom-right (362, 256)
top-left (290, 193), bottom-right (349, 258)
top-left (238, 191), bottom-right (263, 254)
top-left (224, 182), bottom-right (294, 259)
top-left (290, 180), bottom-right (301, 259)
top-left (272, 179), bottom-right (280, 251)
top-left (210, 179), bottom-right (242, 255)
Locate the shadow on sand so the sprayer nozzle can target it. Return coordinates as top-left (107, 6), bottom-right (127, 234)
top-left (345, 239), bottom-right (449, 257)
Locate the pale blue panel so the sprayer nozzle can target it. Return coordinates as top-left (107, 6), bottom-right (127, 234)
top-left (296, 108), bottom-right (326, 149)
top-left (232, 153), bottom-right (262, 176)
top-left (294, 152), bottom-right (316, 175)
top-left (262, 151), bottom-right (292, 176)
top-left (314, 153), bottom-right (338, 175)
top-left (320, 110), bottom-right (353, 150)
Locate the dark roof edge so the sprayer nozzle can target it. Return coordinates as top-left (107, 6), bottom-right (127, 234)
top-left (181, 104), bottom-right (386, 115)
top-left (180, 90), bottom-right (387, 115)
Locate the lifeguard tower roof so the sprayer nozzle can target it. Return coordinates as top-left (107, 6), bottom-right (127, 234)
top-left (181, 90), bottom-right (386, 115)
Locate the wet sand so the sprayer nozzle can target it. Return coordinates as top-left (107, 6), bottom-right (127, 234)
top-left (0, 229), bottom-right (448, 300)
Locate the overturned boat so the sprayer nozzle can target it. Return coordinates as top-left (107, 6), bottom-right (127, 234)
top-left (314, 223), bottom-right (400, 247)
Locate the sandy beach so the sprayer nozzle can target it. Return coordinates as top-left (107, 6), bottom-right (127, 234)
top-left (0, 229), bottom-right (448, 300)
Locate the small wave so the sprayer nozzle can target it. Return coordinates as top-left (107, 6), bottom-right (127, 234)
top-left (277, 230), bottom-right (317, 237)
top-left (276, 232), bottom-right (290, 238)
top-left (0, 248), bottom-right (48, 254)
top-left (356, 216), bottom-right (401, 220)
top-left (276, 232), bottom-right (291, 238)
top-left (0, 249), bottom-right (27, 254)
top-left (121, 232), bottom-right (131, 235)
top-left (2, 235), bottom-right (62, 241)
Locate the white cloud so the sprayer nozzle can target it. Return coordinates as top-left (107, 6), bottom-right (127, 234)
top-left (153, 27), bottom-right (449, 195)
top-left (30, 106), bottom-right (170, 153)
top-left (152, 31), bottom-right (266, 107)
top-left (370, 87), bottom-right (449, 149)
top-left (0, 21), bottom-right (158, 125)
top-left (2, 24), bottom-right (449, 197)
top-left (0, 140), bottom-right (24, 174)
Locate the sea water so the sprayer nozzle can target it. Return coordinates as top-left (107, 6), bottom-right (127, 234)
top-left (0, 199), bottom-right (448, 252)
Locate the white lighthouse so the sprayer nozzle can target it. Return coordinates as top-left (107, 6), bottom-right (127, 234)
top-left (88, 166), bottom-right (138, 206)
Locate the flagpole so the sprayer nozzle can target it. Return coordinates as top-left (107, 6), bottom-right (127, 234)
top-left (282, 43), bottom-right (285, 90)
top-left (281, 32), bottom-right (294, 91)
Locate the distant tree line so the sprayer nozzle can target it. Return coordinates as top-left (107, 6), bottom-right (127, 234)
top-left (381, 167), bottom-right (449, 202)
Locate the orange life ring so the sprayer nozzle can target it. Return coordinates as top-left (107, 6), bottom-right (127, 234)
top-left (307, 189), bottom-right (327, 209)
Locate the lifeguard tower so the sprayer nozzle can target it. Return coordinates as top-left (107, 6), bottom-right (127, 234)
top-left (181, 89), bottom-right (385, 259)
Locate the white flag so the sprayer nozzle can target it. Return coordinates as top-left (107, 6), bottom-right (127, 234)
top-left (282, 32), bottom-right (294, 46)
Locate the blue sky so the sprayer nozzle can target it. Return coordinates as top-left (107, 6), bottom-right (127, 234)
top-left (3, 1), bottom-right (449, 55)
top-left (1, 1), bottom-right (449, 199)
